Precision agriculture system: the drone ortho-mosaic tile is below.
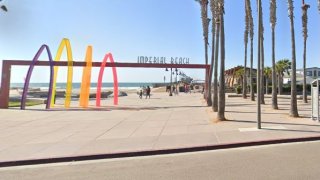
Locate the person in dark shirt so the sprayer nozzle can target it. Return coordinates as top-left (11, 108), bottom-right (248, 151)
top-left (146, 86), bottom-right (151, 99)
top-left (139, 89), bottom-right (143, 99)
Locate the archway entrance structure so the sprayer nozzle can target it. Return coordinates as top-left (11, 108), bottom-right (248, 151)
top-left (0, 60), bottom-right (209, 109)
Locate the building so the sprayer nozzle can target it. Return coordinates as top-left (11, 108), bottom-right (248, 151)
top-left (283, 67), bottom-right (320, 85)
top-left (225, 66), bottom-right (257, 88)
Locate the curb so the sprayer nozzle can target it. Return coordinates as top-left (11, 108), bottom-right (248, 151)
top-left (1, 135), bottom-right (320, 168)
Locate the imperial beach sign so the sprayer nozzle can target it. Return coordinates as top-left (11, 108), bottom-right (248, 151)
top-left (137, 56), bottom-right (190, 64)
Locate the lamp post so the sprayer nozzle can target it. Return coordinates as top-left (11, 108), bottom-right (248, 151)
top-left (257, 0), bottom-right (262, 129)
top-left (166, 68), bottom-right (173, 96)
top-left (175, 68), bottom-right (178, 94)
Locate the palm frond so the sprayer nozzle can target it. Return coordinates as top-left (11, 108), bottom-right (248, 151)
top-left (270, 0), bottom-right (277, 29)
top-left (302, 3), bottom-right (310, 39)
top-left (246, 0), bottom-right (254, 40)
top-left (209, 0), bottom-right (217, 26)
top-left (244, 0), bottom-right (249, 45)
top-left (1, 5), bottom-right (7, 12)
top-left (287, 0), bottom-right (294, 18)
top-left (264, 67), bottom-right (272, 78)
top-left (276, 59), bottom-right (291, 75)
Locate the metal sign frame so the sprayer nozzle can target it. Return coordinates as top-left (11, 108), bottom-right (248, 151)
top-left (311, 79), bottom-right (320, 121)
top-left (0, 60), bottom-right (209, 109)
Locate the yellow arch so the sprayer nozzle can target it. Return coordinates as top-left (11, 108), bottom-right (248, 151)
top-left (50, 38), bottom-right (74, 108)
top-left (79, 46), bottom-right (92, 108)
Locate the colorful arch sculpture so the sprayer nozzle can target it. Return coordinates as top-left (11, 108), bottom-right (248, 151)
top-left (21, 39), bottom-right (120, 110)
top-left (50, 38), bottom-right (74, 108)
top-left (79, 46), bottom-right (93, 108)
top-left (96, 53), bottom-right (119, 107)
top-left (20, 45), bottom-right (54, 110)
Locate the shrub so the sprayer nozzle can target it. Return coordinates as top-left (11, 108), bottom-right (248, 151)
top-left (236, 85), bottom-right (242, 94)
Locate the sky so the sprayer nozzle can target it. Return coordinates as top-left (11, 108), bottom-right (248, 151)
top-left (0, 0), bottom-right (320, 83)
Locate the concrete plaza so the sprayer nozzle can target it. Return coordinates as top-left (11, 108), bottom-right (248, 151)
top-left (0, 92), bottom-right (320, 163)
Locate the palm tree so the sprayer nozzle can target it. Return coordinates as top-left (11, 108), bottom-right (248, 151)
top-left (264, 67), bottom-right (272, 94)
top-left (302, 1), bottom-right (310, 103)
top-left (243, 0), bottom-right (249, 99)
top-left (235, 68), bottom-right (245, 87)
top-left (287, 0), bottom-right (299, 117)
top-left (208, 0), bottom-right (217, 107)
top-left (259, 1), bottom-right (265, 105)
top-left (276, 59), bottom-right (291, 95)
top-left (246, 0), bottom-right (254, 101)
top-left (270, 0), bottom-right (278, 109)
top-left (0, 0), bottom-right (7, 12)
top-left (206, 18), bottom-right (213, 106)
top-left (217, 0), bottom-right (226, 121)
top-left (213, 0), bottom-right (220, 112)
top-left (195, 0), bottom-right (210, 101)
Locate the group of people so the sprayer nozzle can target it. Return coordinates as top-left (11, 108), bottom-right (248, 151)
top-left (139, 86), bottom-right (151, 99)
top-left (166, 85), bottom-right (179, 95)
top-left (138, 84), bottom-right (195, 99)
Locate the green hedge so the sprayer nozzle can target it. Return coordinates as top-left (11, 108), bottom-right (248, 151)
top-left (282, 84), bottom-right (311, 93)
top-left (235, 84), bottom-right (312, 94)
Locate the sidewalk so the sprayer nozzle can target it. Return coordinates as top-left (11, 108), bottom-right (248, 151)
top-left (0, 92), bottom-right (319, 165)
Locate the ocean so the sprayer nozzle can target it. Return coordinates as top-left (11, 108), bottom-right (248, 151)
top-left (10, 82), bottom-right (158, 90)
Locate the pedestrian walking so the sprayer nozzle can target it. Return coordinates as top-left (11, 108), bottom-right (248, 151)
top-left (139, 88), bottom-right (143, 99)
top-left (174, 85), bottom-right (179, 95)
top-left (146, 86), bottom-right (151, 99)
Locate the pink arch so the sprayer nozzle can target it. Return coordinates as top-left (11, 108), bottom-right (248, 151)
top-left (96, 53), bottom-right (118, 107)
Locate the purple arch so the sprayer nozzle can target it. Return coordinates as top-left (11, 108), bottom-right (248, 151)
top-left (20, 45), bottom-right (54, 110)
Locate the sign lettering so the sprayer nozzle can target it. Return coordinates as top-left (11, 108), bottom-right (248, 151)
top-left (137, 56), bottom-right (190, 64)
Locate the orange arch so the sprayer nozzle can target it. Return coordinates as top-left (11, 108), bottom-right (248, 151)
top-left (79, 46), bottom-right (93, 108)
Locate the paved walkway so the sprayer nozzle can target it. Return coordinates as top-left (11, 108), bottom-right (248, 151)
top-left (0, 92), bottom-right (320, 163)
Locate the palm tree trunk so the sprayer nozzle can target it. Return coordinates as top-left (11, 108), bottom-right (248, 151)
top-left (303, 37), bottom-right (307, 103)
top-left (301, 2), bottom-right (309, 104)
top-left (217, 11), bottom-right (226, 121)
top-left (265, 77), bottom-right (268, 94)
top-left (288, 0), bottom-right (299, 117)
top-left (250, 38), bottom-right (254, 101)
top-left (207, 20), bottom-right (216, 106)
top-left (241, 77), bottom-right (244, 90)
top-left (278, 74), bottom-right (283, 95)
top-left (271, 27), bottom-right (278, 109)
top-left (243, 42), bottom-right (248, 98)
top-left (260, 36), bottom-right (265, 104)
top-left (213, 23), bottom-right (220, 112)
top-left (205, 36), bottom-right (212, 106)
top-left (204, 38), bottom-right (209, 99)
top-left (259, 3), bottom-right (265, 104)
top-left (199, 0), bottom-right (209, 100)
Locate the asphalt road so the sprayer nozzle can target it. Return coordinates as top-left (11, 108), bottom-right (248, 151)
top-left (1, 141), bottom-right (320, 180)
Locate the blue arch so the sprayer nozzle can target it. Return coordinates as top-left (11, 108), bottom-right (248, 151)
top-left (20, 45), bottom-right (54, 110)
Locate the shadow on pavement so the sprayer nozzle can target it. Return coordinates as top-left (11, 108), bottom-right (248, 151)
top-left (9, 105), bottom-right (207, 112)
